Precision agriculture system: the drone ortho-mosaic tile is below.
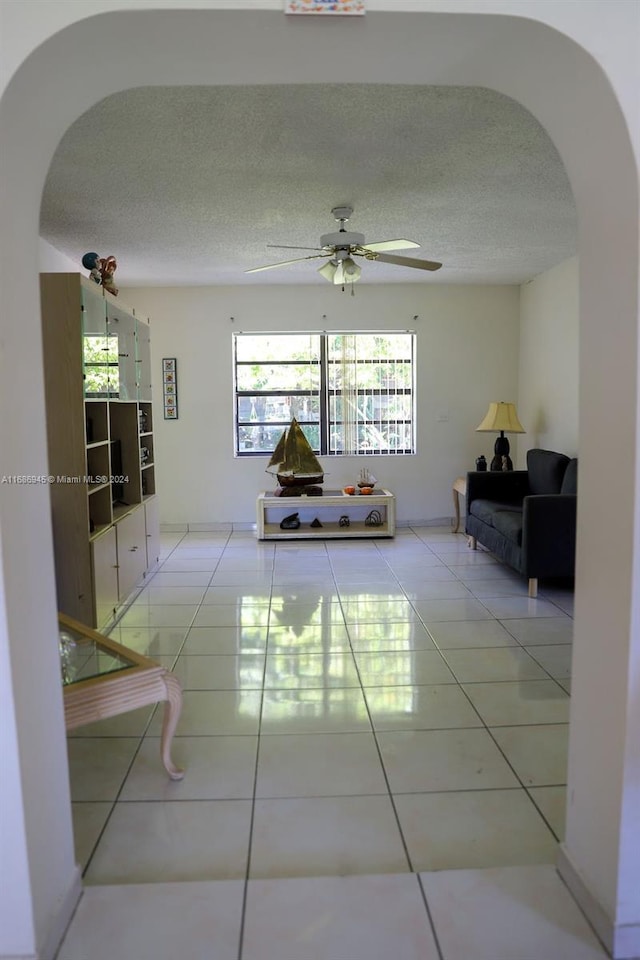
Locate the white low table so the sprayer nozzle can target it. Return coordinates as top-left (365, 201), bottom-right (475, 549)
top-left (256, 488), bottom-right (396, 540)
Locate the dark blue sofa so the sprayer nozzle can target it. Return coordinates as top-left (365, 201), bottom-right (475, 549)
top-left (465, 448), bottom-right (577, 597)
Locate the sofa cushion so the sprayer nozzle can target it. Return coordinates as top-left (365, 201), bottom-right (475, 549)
top-left (527, 449), bottom-right (570, 495)
top-left (470, 499), bottom-right (521, 525)
top-left (561, 458), bottom-right (578, 495)
top-left (491, 509), bottom-right (524, 546)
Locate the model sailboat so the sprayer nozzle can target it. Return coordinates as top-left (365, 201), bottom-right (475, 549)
top-left (266, 418), bottom-right (324, 488)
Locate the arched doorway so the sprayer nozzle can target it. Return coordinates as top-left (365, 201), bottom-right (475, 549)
top-left (1, 6), bottom-right (637, 956)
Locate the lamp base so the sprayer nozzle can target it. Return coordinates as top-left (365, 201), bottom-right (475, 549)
top-left (491, 433), bottom-right (513, 471)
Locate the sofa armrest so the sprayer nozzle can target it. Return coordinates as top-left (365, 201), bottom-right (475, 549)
top-left (466, 470), bottom-right (529, 511)
top-left (521, 494), bottom-right (577, 577)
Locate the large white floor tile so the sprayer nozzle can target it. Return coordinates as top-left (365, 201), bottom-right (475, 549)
top-left (524, 643), bottom-right (573, 678)
top-left (264, 651), bottom-right (360, 689)
top-left (425, 618), bottom-right (518, 649)
top-left (347, 620), bottom-right (436, 651)
top-left (120, 735), bottom-right (258, 800)
top-left (180, 625), bottom-right (267, 655)
top-left (260, 687), bottom-right (371, 734)
top-left (148, 689), bottom-right (261, 736)
top-left (421, 864), bottom-right (608, 959)
top-left (356, 648), bottom-right (456, 686)
top-left (191, 604), bottom-right (269, 628)
top-left (250, 796), bottom-right (410, 878)
top-left (413, 598), bottom-right (494, 622)
top-left (84, 799), bottom-right (252, 884)
top-left (490, 723), bottom-right (569, 786)
top-left (395, 789), bottom-right (558, 870)
top-left (173, 653), bottom-right (265, 690)
top-left (440, 646), bottom-right (549, 683)
top-left (131, 585), bottom-right (208, 605)
top-left (201, 585), bottom-right (271, 604)
top-left (118, 603), bottom-right (199, 628)
top-left (528, 785), bottom-right (567, 839)
top-left (56, 881), bottom-right (244, 960)
top-left (111, 625), bottom-right (188, 656)
top-left (377, 728), bottom-right (519, 793)
top-left (70, 802), bottom-right (112, 869)
top-left (364, 683), bottom-right (483, 731)
top-left (67, 738), bottom-right (141, 801)
top-left (266, 621), bottom-right (351, 652)
top-left (462, 679), bottom-right (570, 725)
top-left (148, 570), bottom-right (213, 587)
top-left (481, 597), bottom-right (568, 619)
top-left (242, 874), bottom-right (440, 960)
top-left (255, 731), bottom-right (388, 798)
top-left (503, 616), bottom-right (573, 645)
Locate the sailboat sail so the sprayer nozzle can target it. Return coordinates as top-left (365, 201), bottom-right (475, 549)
top-left (266, 418), bottom-right (324, 486)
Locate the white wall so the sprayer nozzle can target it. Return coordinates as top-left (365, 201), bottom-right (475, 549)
top-left (38, 238), bottom-right (77, 274)
top-left (120, 282), bottom-right (519, 526)
top-left (518, 256), bottom-right (579, 461)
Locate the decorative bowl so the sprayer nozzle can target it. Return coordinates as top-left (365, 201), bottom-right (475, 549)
top-left (343, 486), bottom-right (356, 495)
top-left (359, 486), bottom-right (374, 495)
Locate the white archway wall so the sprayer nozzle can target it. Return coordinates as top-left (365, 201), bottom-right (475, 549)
top-left (1, 4), bottom-right (638, 956)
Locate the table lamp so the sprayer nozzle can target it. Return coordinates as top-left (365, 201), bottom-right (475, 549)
top-left (476, 401), bottom-right (525, 470)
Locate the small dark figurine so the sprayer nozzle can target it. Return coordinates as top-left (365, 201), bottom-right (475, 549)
top-left (280, 512), bottom-right (301, 530)
top-left (310, 518), bottom-right (323, 528)
top-left (82, 251), bottom-right (119, 296)
top-left (475, 455), bottom-right (487, 471)
top-left (82, 251), bottom-right (102, 285)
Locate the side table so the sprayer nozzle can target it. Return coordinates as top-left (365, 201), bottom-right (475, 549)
top-left (59, 612), bottom-right (184, 780)
top-left (452, 476), bottom-right (467, 533)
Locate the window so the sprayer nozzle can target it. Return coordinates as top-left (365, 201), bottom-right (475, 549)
top-left (234, 332), bottom-right (416, 456)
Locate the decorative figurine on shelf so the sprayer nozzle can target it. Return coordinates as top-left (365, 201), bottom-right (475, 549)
top-left (357, 467), bottom-right (377, 489)
top-left (81, 252), bottom-right (119, 296)
top-left (501, 454), bottom-right (513, 471)
top-left (365, 509), bottom-right (383, 527)
top-left (82, 251), bottom-right (102, 285)
top-left (100, 255), bottom-right (118, 296)
top-left (339, 515), bottom-right (350, 527)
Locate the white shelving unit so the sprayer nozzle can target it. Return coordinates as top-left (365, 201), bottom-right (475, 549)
top-left (256, 489), bottom-right (396, 540)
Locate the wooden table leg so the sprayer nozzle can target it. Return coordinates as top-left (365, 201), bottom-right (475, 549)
top-left (160, 672), bottom-right (185, 781)
top-left (452, 477), bottom-right (466, 534)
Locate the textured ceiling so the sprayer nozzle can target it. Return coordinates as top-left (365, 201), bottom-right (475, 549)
top-left (40, 84), bottom-right (577, 287)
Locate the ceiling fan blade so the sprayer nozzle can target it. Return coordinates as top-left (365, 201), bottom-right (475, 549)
top-left (245, 254), bottom-right (329, 274)
top-left (361, 239), bottom-right (420, 252)
top-left (267, 244), bottom-right (325, 252)
top-left (372, 252), bottom-right (443, 272)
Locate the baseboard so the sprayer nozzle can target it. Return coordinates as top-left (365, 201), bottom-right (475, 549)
top-left (159, 522), bottom-right (188, 533)
top-left (556, 844), bottom-right (640, 958)
top-left (39, 865), bottom-right (82, 960)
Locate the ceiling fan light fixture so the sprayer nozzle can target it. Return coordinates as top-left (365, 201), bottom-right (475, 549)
top-left (330, 257), bottom-right (361, 285)
top-left (318, 260), bottom-right (338, 282)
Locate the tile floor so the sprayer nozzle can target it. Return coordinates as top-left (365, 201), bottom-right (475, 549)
top-left (58, 525), bottom-right (609, 959)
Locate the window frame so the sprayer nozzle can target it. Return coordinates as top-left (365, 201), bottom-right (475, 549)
top-left (233, 330), bottom-right (416, 458)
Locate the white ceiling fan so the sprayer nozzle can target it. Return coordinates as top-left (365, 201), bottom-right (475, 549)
top-left (245, 206), bottom-right (442, 285)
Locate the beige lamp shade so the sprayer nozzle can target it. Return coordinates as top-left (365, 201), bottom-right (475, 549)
top-left (476, 402), bottom-right (525, 434)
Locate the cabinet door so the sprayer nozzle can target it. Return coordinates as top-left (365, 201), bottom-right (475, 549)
top-left (81, 285), bottom-right (110, 398)
top-left (116, 507), bottom-right (147, 602)
top-left (144, 495), bottom-right (161, 569)
top-left (92, 527), bottom-right (119, 629)
top-left (107, 300), bottom-right (138, 401)
top-left (136, 318), bottom-right (152, 401)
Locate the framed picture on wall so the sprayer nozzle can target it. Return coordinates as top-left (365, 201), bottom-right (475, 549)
top-left (163, 358), bottom-right (178, 419)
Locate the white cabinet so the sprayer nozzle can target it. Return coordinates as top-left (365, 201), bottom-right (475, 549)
top-left (144, 495), bottom-right (161, 569)
top-left (115, 506), bottom-right (147, 602)
top-left (92, 527), bottom-right (119, 627)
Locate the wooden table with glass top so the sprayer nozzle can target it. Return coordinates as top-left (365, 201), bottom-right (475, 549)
top-left (59, 612), bottom-right (184, 780)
